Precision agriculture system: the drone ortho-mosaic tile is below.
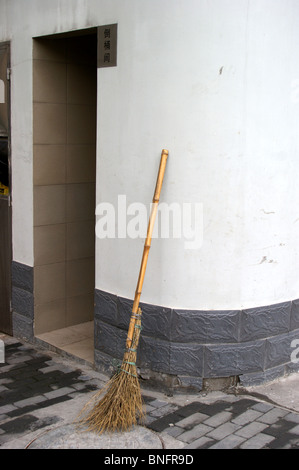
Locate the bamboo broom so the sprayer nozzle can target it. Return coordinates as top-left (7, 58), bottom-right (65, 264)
top-left (77, 149), bottom-right (169, 434)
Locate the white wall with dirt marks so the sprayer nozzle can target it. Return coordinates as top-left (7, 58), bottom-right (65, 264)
top-left (1, 0), bottom-right (299, 310)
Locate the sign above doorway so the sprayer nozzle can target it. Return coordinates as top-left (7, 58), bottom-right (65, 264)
top-left (98, 24), bottom-right (117, 68)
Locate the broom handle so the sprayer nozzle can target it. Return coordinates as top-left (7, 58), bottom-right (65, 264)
top-left (126, 149), bottom-right (169, 349)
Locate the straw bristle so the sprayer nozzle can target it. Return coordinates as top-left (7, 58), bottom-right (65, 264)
top-left (77, 357), bottom-right (144, 434)
top-left (76, 310), bottom-right (144, 435)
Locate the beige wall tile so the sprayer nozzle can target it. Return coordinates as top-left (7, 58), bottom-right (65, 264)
top-left (67, 104), bottom-right (96, 144)
top-left (34, 145), bottom-right (66, 186)
top-left (66, 144), bottom-right (96, 183)
top-left (33, 38), bottom-right (67, 62)
top-left (34, 184), bottom-right (66, 226)
top-left (33, 103), bottom-right (67, 144)
top-left (33, 60), bottom-right (67, 104)
top-left (66, 293), bottom-right (94, 325)
top-left (67, 63), bottom-right (97, 105)
top-left (34, 224), bottom-right (66, 266)
top-left (66, 220), bottom-right (95, 260)
top-left (66, 257), bottom-right (94, 297)
top-left (66, 183), bottom-right (95, 222)
top-left (34, 262), bottom-right (66, 304)
top-left (34, 298), bottom-right (66, 335)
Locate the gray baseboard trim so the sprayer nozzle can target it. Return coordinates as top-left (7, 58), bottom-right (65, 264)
top-left (94, 289), bottom-right (299, 391)
top-left (11, 261), bottom-right (34, 341)
top-left (9, 261), bottom-right (299, 392)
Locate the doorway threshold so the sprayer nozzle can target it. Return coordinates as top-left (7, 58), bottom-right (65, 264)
top-left (36, 321), bottom-right (94, 364)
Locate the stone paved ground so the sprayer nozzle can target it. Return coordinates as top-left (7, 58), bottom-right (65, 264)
top-left (0, 339), bottom-right (100, 446)
top-left (1, 335), bottom-right (299, 449)
top-left (143, 395), bottom-right (299, 449)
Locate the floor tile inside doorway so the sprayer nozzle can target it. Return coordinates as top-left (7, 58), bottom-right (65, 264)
top-left (36, 321), bottom-right (94, 363)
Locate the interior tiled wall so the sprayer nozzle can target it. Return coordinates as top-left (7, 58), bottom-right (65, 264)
top-left (33, 35), bottom-right (97, 334)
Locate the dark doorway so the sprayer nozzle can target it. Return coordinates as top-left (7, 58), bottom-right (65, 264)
top-left (0, 42), bottom-right (12, 335)
top-left (32, 31), bottom-right (97, 363)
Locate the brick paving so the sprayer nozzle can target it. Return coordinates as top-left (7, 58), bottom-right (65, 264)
top-left (0, 338), bottom-right (99, 446)
top-left (144, 396), bottom-right (299, 449)
top-left (1, 336), bottom-right (299, 449)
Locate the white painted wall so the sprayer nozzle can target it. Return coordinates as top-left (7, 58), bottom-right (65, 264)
top-left (1, 0), bottom-right (299, 310)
